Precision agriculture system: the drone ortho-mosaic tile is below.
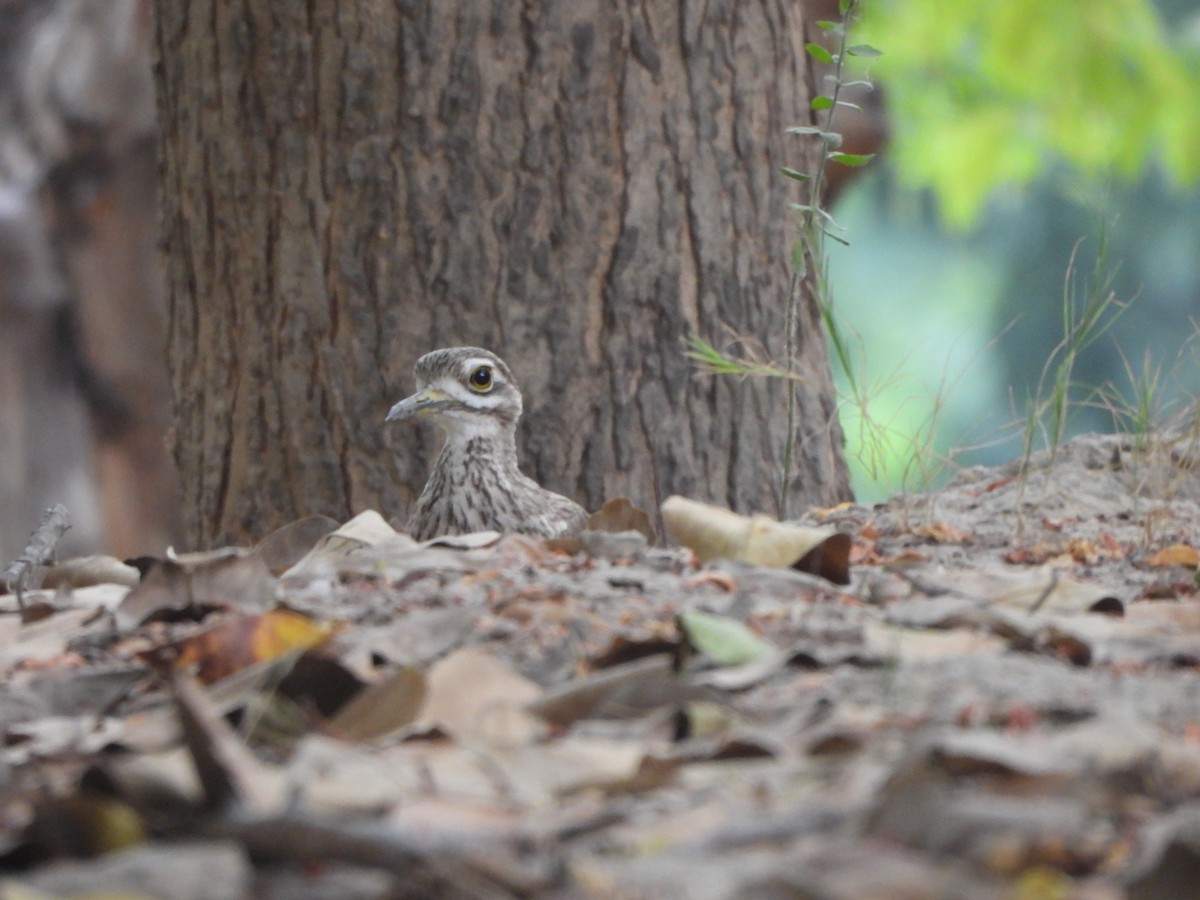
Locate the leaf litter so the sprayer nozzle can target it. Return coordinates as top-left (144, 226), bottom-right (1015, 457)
top-left (3, 434), bottom-right (1200, 896)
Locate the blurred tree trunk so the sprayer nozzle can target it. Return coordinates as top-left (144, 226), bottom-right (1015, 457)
top-left (0, 0), bottom-right (179, 560)
top-left (155, 1), bottom-right (851, 549)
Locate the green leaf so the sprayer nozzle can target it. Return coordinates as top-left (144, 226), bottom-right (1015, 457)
top-left (838, 0), bottom-right (854, 14)
top-left (811, 95), bottom-right (834, 111)
top-left (846, 44), bottom-right (882, 58)
top-left (780, 166), bottom-right (811, 181)
top-left (805, 42), bottom-right (834, 64)
top-left (815, 20), bottom-right (842, 33)
top-left (836, 100), bottom-right (863, 112)
top-left (679, 610), bottom-right (776, 666)
top-left (829, 152), bottom-right (875, 167)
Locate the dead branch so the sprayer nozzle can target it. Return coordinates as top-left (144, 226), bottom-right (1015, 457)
top-left (2, 503), bottom-right (71, 607)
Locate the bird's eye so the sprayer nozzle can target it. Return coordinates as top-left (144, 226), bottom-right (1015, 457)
top-left (468, 366), bottom-right (493, 391)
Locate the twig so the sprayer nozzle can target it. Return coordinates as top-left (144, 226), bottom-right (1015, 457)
top-left (208, 809), bottom-right (550, 898)
top-left (1027, 569), bottom-right (1061, 615)
top-left (2, 504), bottom-right (71, 608)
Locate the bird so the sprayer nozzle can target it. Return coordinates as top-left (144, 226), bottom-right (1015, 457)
top-left (386, 347), bottom-right (589, 541)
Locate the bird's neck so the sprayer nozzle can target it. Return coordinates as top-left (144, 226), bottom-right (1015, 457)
top-left (437, 428), bottom-right (522, 476)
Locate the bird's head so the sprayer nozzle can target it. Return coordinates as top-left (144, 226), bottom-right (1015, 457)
top-left (386, 347), bottom-right (523, 438)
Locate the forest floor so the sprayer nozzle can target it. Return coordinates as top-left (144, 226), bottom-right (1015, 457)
top-left (3, 431), bottom-right (1200, 898)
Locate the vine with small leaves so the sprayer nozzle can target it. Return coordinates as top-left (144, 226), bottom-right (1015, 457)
top-left (687, 0), bottom-right (879, 518)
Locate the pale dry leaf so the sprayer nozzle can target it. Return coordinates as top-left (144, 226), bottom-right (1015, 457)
top-left (948, 566), bottom-right (1124, 616)
top-left (419, 647), bottom-right (544, 744)
top-left (281, 510), bottom-right (411, 579)
top-left (863, 622), bottom-right (1007, 663)
top-left (287, 735), bottom-right (414, 814)
top-left (41, 555), bottom-right (140, 590)
top-left (253, 515), bottom-right (340, 575)
top-left (486, 736), bottom-right (650, 805)
top-left (661, 496), bottom-right (849, 583)
top-left (116, 551), bottom-right (277, 630)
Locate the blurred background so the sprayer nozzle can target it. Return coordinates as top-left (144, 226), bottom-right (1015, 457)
top-left (829, 0), bottom-right (1200, 499)
top-left (2, 0), bottom-right (1199, 559)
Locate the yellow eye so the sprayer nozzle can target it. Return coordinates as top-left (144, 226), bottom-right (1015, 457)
top-left (468, 366), bottom-right (493, 391)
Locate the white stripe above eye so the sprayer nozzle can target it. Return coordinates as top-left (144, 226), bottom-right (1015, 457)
top-left (463, 358), bottom-right (499, 374)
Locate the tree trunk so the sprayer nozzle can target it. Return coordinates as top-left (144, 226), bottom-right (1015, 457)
top-left (155, 1), bottom-right (851, 549)
top-left (0, 0), bottom-right (179, 560)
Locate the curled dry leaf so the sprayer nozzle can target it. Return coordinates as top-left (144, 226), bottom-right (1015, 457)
top-left (253, 515), bottom-right (340, 575)
top-left (661, 496), bottom-right (850, 584)
top-left (116, 551), bottom-right (277, 630)
top-left (587, 498), bottom-right (656, 542)
top-left (280, 510), bottom-right (412, 580)
top-left (41, 556), bottom-right (140, 590)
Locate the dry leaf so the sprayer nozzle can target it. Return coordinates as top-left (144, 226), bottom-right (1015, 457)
top-left (419, 647), bottom-right (544, 744)
top-left (911, 523), bottom-right (972, 544)
top-left (174, 609), bottom-right (333, 684)
top-left (586, 498), bottom-right (656, 542)
top-left (864, 622), bottom-right (1007, 662)
top-left (281, 510), bottom-right (411, 579)
top-left (661, 496), bottom-right (850, 584)
top-left (529, 654), bottom-right (688, 726)
top-left (328, 667), bottom-right (426, 742)
top-left (1148, 544), bottom-right (1200, 568)
top-left (253, 516), bottom-right (340, 575)
top-left (41, 556), bottom-right (140, 590)
top-left (116, 551), bottom-right (277, 630)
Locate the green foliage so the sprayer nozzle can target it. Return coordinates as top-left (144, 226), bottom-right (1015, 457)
top-left (860, 0), bottom-right (1200, 225)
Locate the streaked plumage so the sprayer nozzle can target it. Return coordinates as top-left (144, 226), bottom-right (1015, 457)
top-left (386, 347), bottom-right (588, 541)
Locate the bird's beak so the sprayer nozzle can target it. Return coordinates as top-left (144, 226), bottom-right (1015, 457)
top-left (385, 387), bottom-right (447, 423)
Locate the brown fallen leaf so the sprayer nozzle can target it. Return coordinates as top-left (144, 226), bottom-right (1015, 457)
top-left (529, 654), bottom-right (690, 726)
top-left (587, 497), bottom-right (656, 542)
top-left (911, 523), bottom-right (972, 544)
top-left (661, 496), bottom-right (850, 584)
top-left (1147, 543), bottom-right (1200, 568)
top-left (174, 609), bottom-right (334, 685)
top-left (328, 667), bottom-right (426, 742)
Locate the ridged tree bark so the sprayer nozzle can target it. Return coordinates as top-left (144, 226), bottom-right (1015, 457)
top-left (155, 1), bottom-right (850, 548)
